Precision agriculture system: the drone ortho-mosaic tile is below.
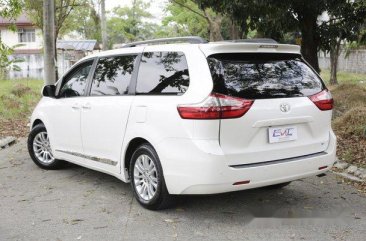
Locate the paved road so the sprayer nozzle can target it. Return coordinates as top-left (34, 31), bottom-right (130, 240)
top-left (1, 139), bottom-right (366, 241)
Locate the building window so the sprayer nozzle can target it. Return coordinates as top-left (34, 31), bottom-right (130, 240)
top-left (18, 29), bottom-right (36, 42)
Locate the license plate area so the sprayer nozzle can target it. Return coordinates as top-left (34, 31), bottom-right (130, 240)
top-left (268, 126), bottom-right (297, 143)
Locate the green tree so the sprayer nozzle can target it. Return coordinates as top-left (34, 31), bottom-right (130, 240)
top-left (320, 0), bottom-right (366, 84)
top-left (197, 0), bottom-right (366, 75)
top-left (65, 0), bottom-right (101, 42)
top-left (107, 0), bottom-right (156, 45)
top-left (169, 0), bottom-right (224, 41)
top-left (24, 0), bottom-right (88, 39)
top-left (160, 0), bottom-right (209, 39)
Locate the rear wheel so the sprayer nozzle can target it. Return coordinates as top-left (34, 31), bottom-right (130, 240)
top-left (130, 143), bottom-right (172, 210)
top-left (28, 124), bottom-right (65, 169)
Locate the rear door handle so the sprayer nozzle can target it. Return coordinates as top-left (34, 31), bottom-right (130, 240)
top-left (82, 103), bottom-right (91, 110)
top-left (71, 103), bottom-right (80, 110)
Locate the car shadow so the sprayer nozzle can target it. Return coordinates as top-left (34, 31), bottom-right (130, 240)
top-left (53, 162), bottom-right (346, 220)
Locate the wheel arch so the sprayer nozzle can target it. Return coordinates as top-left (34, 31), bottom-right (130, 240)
top-left (123, 137), bottom-right (151, 180)
top-left (32, 119), bottom-right (44, 129)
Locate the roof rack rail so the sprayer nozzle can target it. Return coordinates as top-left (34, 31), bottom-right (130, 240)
top-left (220, 38), bottom-right (278, 44)
top-left (121, 36), bottom-right (208, 48)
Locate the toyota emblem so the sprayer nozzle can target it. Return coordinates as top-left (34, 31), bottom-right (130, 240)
top-left (280, 103), bottom-right (291, 113)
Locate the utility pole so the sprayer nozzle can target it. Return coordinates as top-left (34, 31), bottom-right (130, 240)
top-left (101, 0), bottom-right (108, 50)
top-left (43, 0), bottom-right (56, 85)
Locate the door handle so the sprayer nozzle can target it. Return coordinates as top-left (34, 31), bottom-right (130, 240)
top-left (71, 103), bottom-right (80, 110)
top-left (82, 103), bottom-right (91, 110)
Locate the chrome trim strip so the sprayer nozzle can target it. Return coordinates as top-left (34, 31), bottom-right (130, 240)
top-left (55, 149), bottom-right (118, 166)
top-left (229, 151), bottom-right (327, 169)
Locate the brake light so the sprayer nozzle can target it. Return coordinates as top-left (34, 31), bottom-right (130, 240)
top-left (177, 93), bottom-right (254, 119)
top-left (309, 89), bottom-right (333, 111)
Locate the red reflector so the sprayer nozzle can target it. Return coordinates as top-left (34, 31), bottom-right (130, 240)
top-left (233, 180), bottom-right (251, 185)
top-left (318, 166), bottom-right (328, 170)
top-left (177, 93), bottom-right (254, 119)
top-left (309, 89), bottom-right (333, 111)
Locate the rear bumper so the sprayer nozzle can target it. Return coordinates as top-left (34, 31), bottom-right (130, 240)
top-left (157, 131), bottom-right (336, 195)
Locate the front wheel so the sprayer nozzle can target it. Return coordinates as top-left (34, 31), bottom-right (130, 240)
top-left (130, 143), bottom-right (172, 210)
top-left (27, 124), bottom-right (65, 170)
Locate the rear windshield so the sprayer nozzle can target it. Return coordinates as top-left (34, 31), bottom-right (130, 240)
top-left (207, 53), bottom-right (324, 99)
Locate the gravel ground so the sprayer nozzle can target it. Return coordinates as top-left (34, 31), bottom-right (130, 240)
top-left (1, 139), bottom-right (366, 241)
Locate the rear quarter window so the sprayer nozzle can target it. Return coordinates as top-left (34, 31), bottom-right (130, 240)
top-left (208, 53), bottom-right (324, 99)
top-left (136, 51), bottom-right (189, 95)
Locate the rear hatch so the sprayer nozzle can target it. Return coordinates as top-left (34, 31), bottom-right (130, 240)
top-left (207, 53), bottom-right (333, 166)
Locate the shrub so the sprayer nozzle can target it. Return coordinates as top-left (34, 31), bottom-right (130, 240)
top-left (330, 83), bottom-right (366, 118)
top-left (10, 84), bottom-right (33, 97)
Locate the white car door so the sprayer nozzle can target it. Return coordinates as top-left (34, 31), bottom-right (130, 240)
top-left (79, 53), bottom-right (140, 174)
top-left (51, 59), bottom-right (95, 163)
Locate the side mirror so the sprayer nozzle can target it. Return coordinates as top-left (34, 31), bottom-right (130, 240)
top-left (42, 85), bottom-right (56, 98)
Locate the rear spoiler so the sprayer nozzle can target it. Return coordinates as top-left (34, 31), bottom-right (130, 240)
top-left (199, 42), bottom-right (301, 57)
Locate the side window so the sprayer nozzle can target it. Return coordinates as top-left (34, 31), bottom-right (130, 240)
top-left (136, 51), bottom-right (189, 95)
top-left (59, 61), bottom-right (93, 98)
top-left (90, 55), bottom-right (137, 96)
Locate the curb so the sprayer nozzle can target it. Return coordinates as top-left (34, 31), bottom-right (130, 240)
top-left (0, 136), bottom-right (17, 149)
top-left (332, 159), bottom-right (366, 183)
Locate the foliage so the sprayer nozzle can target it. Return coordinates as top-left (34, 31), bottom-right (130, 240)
top-left (160, 0), bottom-right (209, 39)
top-left (0, 43), bottom-right (24, 80)
top-left (331, 83), bottom-right (366, 167)
top-left (196, 0), bottom-right (366, 74)
top-left (0, 0), bottom-right (22, 79)
top-left (0, 0), bottom-right (22, 21)
top-left (168, 0), bottom-right (226, 41)
top-left (320, 0), bottom-right (366, 52)
top-left (24, 0), bottom-right (89, 39)
top-left (107, 0), bottom-right (157, 45)
top-left (65, 0), bottom-right (101, 41)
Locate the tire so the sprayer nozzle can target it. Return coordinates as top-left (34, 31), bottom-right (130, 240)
top-left (130, 143), bottom-right (173, 210)
top-left (27, 123), bottom-right (65, 170)
top-left (265, 181), bottom-right (291, 189)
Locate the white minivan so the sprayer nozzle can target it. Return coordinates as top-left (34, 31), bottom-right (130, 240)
top-left (28, 37), bottom-right (336, 210)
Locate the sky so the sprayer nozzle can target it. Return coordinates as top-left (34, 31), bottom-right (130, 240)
top-left (105, 0), bottom-right (168, 23)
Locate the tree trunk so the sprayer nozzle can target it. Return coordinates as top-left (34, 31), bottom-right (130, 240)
top-left (100, 0), bottom-right (108, 50)
top-left (299, 15), bottom-right (320, 73)
top-left (238, 20), bottom-right (248, 39)
top-left (204, 10), bottom-right (223, 42)
top-left (329, 39), bottom-right (341, 85)
top-left (230, 20), bottom-right (239, 40)
top-left (43, 0), bottom-right (56, 85)
top-left (54, 29), bottom-right (59, 80)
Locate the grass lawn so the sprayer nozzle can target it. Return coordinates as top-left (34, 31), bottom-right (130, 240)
top-left (0, 79), bottom-right (43, 137)
top-left (320, 69), bottom-right (366, 86)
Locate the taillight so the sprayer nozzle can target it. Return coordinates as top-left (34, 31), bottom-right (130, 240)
top-left (309, 89), bottom-right (333, 111)
top-left (177, 93), bottom-right (254, 119)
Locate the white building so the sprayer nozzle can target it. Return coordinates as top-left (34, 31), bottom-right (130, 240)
top-left (0, 14), bottom-right (100, 79)
top-left (0, 14), bottom-right (44, 79)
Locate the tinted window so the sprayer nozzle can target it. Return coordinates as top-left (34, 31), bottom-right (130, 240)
top-left (59, 61), bottom-right (93, 98)
top-left (91, 55), bottom-right (137, 96)
top-left (136, 52), bottom-right (189, 95)
top-left (208, 53), bottom-right (324, 99)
